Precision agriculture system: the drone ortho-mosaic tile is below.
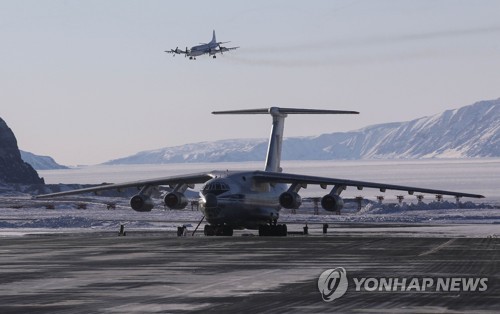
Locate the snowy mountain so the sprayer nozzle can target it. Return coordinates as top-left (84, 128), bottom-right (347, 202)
top-left (105, 139), bottom-right (269, 164)
top-left (104, 99), bottom-right (500, 165)
top-left (20, 151), bottom-right (68, 170)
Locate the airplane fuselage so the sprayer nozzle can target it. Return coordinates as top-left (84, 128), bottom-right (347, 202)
top-left (165, 30), bottom-right (238, 59)
top-left (188, 42), bottom-right (219, 57)
top-left (199, 171), bottom-right (287, 229)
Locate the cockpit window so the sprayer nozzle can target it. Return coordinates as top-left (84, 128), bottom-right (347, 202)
top-left (202, 181), bottom-right (230, 196)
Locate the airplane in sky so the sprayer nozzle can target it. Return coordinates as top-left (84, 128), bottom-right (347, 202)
top-left (165, 30), bottom-right (239, 60)
top-left (37, 107), bottom-right (484, 236)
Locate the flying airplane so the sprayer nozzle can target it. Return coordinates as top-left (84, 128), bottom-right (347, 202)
top-left (165, 30), bottom-right (239, 60)
top-left (37, 107), bottom-right (485, 236)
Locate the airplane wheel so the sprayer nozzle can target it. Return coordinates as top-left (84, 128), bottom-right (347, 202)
top-left (280, 224), bottom-right (288, 237)
top-left (223, 225), bottom-right (233, 236)
top-left (259, 224), bottom-right (286, 236)
top-left (275, 224), bottom-right (286, 236)
top-left (204, 225), bottom-right (215, 236)
top-left (258, 225), bottom-right (268, 236)
top-left (211, 225), bottom-right (233, 236)
top-left (215, 226), bottom-right (223, 236)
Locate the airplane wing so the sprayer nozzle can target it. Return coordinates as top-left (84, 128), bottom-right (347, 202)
top-left (221, 46), bottom-right (239, 51)
top-left (36, 173), bottom-right (214, 199)
top-left (165, 47), bottom-right (189, 55)
top-left (213, 46), bottom-right (239, 55)
top-left (252, 171), bottom-right (485, 199)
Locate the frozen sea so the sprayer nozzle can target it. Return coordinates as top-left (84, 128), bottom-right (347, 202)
top-left (1, 159), bottom-right (499, 236)
top-left (39, 158), bottom-right (500, 202)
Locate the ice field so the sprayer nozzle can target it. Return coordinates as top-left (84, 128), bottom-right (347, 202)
top-left (1, 159), bottom-right (499, 236)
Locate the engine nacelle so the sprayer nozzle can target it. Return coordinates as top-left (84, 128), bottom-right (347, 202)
top-left (130, 194), bottom-right (154, 212)
top-left (164, 192), bottom-right (188, 209)
top-left (321, 194), bottom-right (344, 212)
top-left (279, 192), bottom-right (302, 209)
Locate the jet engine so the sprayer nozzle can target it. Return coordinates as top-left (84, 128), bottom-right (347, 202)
top-left (164, 192), bottom-right (188, 209)
top-left (130, 194), bottom-right (154, 212)
top-left (279, 192), bottom-right (302, 209)
top-left (321, 194), bottom-right (344, 212)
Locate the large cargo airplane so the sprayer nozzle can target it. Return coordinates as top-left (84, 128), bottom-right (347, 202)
top-left (165, 30), bottom-right (239, 60)
top-left (37, 107), bottom-right (484, 236)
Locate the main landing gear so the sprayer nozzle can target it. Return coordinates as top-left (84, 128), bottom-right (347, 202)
top-left (259, 220), bottom-right (287, 237)
top-left (204, 224), bottom-right (233, 236)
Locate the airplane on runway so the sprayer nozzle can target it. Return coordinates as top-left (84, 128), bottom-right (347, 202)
top-left (165, 30), bottom-right (239, 60)
top-left (37, 107), bottom-right (485, 236)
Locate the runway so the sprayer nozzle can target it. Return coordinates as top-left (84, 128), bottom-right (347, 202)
top-left (1, 224), bottom-right (499, 313)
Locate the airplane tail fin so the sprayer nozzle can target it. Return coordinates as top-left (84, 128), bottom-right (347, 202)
top-left (210, 30), bottom-right (216, 44)
top-left (212, 107), bottom-right (359, 172)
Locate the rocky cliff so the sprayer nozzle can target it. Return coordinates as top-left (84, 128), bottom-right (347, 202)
top-left (0, 118), bottom-right (44, 184)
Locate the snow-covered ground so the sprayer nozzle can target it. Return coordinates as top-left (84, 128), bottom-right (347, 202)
top-left (2, 159), bottom-right (498, 237)
top-left (1, 194), bottom-right (499, 237)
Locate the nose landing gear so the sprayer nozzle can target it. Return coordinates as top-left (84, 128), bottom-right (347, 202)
top-left (258, 220), bottom-right (287, 236)
top-left (204, 224), bottom-right (233, 236)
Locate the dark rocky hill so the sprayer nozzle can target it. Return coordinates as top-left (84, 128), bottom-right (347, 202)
top-left (0, 118), bottom-right (44, 184)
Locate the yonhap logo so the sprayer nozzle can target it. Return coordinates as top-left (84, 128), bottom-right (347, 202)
top-left (317, 267), bottom-right (488, 302)
top-left (317, 267), bottom-right (348, 302)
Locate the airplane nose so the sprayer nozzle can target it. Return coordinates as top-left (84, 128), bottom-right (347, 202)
top-left (204, 193), bottom-right (218, 208)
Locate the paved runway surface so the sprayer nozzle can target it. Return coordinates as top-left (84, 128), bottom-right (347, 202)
top-left (1, 224), bottom-right (499, 313)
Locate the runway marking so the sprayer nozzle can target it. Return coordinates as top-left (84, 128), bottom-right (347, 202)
top-left (418, 238), bottom-right (457, 256)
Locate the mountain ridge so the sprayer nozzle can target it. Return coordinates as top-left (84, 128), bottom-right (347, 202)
top-left (102, 98), bottom-right (499, 164)
top-left (20, 151), bottom-right (69, 170)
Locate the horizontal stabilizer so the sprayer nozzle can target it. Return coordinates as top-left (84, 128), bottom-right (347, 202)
top-left (212, 107), bottom-right (359, 115)
top-left (212, 107), bottom-right (359, 172)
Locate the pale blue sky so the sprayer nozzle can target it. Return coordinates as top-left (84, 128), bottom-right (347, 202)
top-left (1, 0), bottom-right (499, 165)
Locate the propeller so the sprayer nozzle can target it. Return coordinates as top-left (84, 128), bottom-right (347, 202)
top-left (218, 44), bottom-right (230, 55)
